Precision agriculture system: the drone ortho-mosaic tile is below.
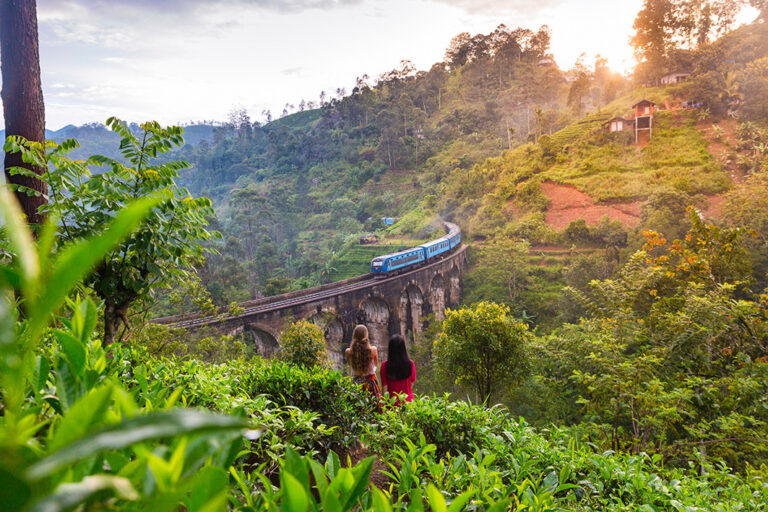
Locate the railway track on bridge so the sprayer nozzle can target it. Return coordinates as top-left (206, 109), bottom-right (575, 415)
top-left (157, 245), bottom-right (467, 330)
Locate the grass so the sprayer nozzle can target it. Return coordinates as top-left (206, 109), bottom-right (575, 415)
top-left (542, 110), bottom-right (731, 201)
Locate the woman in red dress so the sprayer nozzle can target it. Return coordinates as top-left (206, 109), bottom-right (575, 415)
top-left (380, 334), bottom-right (416, 406)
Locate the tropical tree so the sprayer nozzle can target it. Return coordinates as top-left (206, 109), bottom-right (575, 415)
top-left (279, 320), bottom-right (330, 368)
top-left (5, 118), bottom-right (217, 344)
top-left (434, 301), bottom-right (531, 401)
top-left (0, 0), bottom-right (47, 225)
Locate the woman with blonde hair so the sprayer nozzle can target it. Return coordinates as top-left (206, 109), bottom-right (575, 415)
top-left (345, 324), bottom-right (381, 400)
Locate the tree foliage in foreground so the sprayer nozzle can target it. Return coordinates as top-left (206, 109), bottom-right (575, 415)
top-left (0, 189), bottom-right (250, 512)
top-left (434, 301), bottom-right (532, 401)
top-left (4, 118), bottom-right (217, 344)
top-left (528, 209), bottom-right (768, 466)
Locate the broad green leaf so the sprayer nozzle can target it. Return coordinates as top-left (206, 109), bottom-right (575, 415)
top-left (186, 466), bottom-right (228, 512)
top-left (49, 384), bottom-right (113, 452)
top-left (446, 489), bottom-right (475, 512)
top-left (26, 409), bottom-right (250, 480)
top-left (53, 330), bottom-right (86, 376)
top-left (29, 197), bottom-right (159, 334)
top-left (0, 466), bottom-right (31, 512)
top-left (406, 489), bottom-right (424, 512)
top-left (371, 488), bottom-right (393, 512)
top-left (426, 485), bottom-right (446, 512)
top-left (28, 475), bottom-right (137, 512)
top-left (486, 499), bottom-right (511, 512)
top-left (33, 355), bottom-right (50, 393)
top-left (283, 447), bottom-right (310, 490)
top-left (54, 359), bottom-right (79, 412)
top-left (340, 456), bottom-right (374, 511)
top-left (0, 188), bottom-right (39, 297)
top-left (326, 449), bottom-right (340, 479)
top-left (72, 298), bottom-right (98, 344)
top-left (309, 459), bottom-right (329, 498)
top-left (280, 472), bottom-right (310, 512)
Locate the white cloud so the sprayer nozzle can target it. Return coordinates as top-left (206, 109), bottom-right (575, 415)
top-left (429, 0), bottom-right (565, 15)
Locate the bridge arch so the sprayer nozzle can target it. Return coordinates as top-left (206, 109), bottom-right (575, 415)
top-left (243, 323), bottom-right (280, 357)
top-left (429, 273), bottom-right (447, 321)
top-left (446, 264), bottom-right (461, 307)
top-left (308, 310), bottom-right (346, 370)
top-left (357, 295), bottom-right (393, 353)
top-left (398, 283), bottom-right (424, 343)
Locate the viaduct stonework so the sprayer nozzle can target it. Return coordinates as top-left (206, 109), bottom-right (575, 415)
top-left (154, 246), bottom-right (468, 369)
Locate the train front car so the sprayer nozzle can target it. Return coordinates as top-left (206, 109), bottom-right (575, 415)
top-left (371, 256), bottom-right (386, 274)
top-left (371, 247), bottom-right (426, 277)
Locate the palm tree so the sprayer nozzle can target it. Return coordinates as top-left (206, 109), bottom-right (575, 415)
top-left (320, 253), bottom-right (337, 284)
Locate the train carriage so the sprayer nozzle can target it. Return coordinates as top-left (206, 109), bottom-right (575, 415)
top-left (445, 222), bottom-right (461, 249)
top-left (371, 247), bottom-right (426, 274)
top-left (418, 237), bottom-right (452, 260)
top-left (370, 221), bottom-right (462, 277)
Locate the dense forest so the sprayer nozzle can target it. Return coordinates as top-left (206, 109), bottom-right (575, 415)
top-left (2, 0), bottom-right (768, 510)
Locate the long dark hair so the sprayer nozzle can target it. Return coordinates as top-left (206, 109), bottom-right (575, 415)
top-left (349, 324), bottom-right (372, 373)
top-left (386, 334), bottom-right (412, 381)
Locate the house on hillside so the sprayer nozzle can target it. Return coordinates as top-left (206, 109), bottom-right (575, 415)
top-left (603, 116), bottom-right (635, 133)
top-left (601, 99), bottom-right (656, 144)
top-left (660, 71), bottom-right (691, 85)
top-left (632, 99), bottom-right (656, 144)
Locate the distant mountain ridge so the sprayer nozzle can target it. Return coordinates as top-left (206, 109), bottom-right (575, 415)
top-left (1, 122), bottom-right (216, 161)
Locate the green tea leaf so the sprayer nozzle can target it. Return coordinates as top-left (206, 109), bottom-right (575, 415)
top-left (26, 409), bottom-right (250, 480)
top-left (54, 330), bottom-right (86, 376)
top-left (0, 466), bottom-right (31, 512)
top-left (33, 355), bottom-right (50, 393)
top-left (426, 485), bottom-right (446, 512)
top-left (280, 472), bottom-right (310, 512)
top-left (446, 489), bottom-right (475, 512)
top-left (185, 466), bottom-right (228, 512)
top-left (0, 188), bottom-right (39, 297)
top-left (28, 475), bottom-right (137, 512)
top-left (340, 456), bottom-right (374, 511)
top-left (49, 384), bottom-right (113, 452)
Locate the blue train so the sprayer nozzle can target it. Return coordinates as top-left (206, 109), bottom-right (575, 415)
top-left (370, 222), bottom-right (461, 276)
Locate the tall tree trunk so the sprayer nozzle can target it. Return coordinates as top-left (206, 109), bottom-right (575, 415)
top-left (103, 298), bottom-right (131, 346)
top-left (1, 0), bottom-right (47, 225)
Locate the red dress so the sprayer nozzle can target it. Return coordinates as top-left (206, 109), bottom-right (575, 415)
top-left (380, 360), bottom-right (416, 405)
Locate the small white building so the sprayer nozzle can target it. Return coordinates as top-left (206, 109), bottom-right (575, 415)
top-left (660, 72), bottom-right (691, 85)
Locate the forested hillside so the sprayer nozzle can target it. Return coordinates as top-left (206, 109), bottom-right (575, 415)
top-left (145, 23), bottom-right (630, 311)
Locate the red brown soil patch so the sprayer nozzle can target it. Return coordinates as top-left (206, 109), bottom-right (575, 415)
top-left (538, 182), bottom-right (643, 230)
top-left (702, 195), bottom-right (725, 219)
top-left (698, 119), bottom-right (747, 184)
top-left (341, 445), bottom-right (391, 489)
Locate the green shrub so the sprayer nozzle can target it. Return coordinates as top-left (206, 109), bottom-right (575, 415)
top-left (365, 395), bottom-right (509, 458)
top-left (250, 362), bottom-right (372, 450)
top-left (279, 319), bottom-right (331, 368)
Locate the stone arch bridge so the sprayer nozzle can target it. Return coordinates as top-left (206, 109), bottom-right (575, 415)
top-left (153, 246), bottom-right (468, 369)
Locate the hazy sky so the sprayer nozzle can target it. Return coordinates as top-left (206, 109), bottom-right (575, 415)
top-left (0, 0), bottom-right (752, 129)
